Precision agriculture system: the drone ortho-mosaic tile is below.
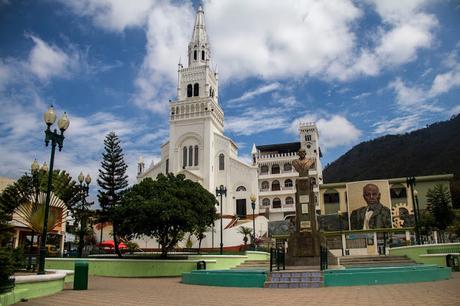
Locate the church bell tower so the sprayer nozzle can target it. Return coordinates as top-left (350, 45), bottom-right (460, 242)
top-left (168, 6), bottom-right (224, 189)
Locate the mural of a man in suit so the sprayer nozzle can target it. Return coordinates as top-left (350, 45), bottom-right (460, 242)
top-left (350, 183), bottom-right (392, 230)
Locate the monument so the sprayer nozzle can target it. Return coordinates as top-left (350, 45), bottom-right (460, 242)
top-left (287, 148), bottom-right (321, 264)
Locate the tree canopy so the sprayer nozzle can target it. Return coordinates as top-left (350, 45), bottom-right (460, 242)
top-left (115, 174), bottom-right (217, 258)
top-left (97, 132), bottom-right (128, 257)
top-left (426, 184), bottom-right (454, 233)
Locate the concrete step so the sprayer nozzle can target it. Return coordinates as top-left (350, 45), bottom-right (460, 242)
top-left (264, 281), bottom-right (322, 288)
top-left (339, 255), bottom-right (417, 267)
top-left (264, 270), bottom-right (323, 288)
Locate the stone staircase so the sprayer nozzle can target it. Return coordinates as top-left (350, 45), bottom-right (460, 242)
top-left (339, 255), bottom-right (417, 268)
top-left (232, 259), bottom-right (270, 270)
top-left (264, 270), bottom-right (323, 288)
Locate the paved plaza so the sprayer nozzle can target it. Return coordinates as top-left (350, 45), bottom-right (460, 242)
top-left (21, 273), bottom-right (460, 306)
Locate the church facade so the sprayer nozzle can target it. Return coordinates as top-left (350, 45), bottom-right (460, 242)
top-left (136, 7), bottom-right (322, 249)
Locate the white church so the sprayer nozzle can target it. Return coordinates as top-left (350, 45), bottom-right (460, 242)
top-left (136, 7), bottom-right (322, 250)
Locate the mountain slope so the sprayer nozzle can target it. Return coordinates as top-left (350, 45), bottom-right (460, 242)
top-left (323, 115), bottom-right (460, 206)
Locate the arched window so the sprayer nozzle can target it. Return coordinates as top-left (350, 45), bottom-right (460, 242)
top-left (283, 163), bottom-right (292, 172)
top-left (182, 146), bottom-right (187, 168)
top-left (285, 197), bottom-right (294, 205)
top-left (260, 165), bottom-right (268, 174)
top-left (272, 198), bottom-right (281, 208)
top-left (201, 50), bottom-right (205, 60)
top-left (193, 50), bottom-right (197, 60)
top-left (187, 84), bottom-right (192, 97)
top-left (284, 179), bottom-right (293, 188)
top-left (262, 198), bottom-right (270, 206)
top-left (219, 153), bottom-right (224, 170)
top-left (194, 145), bottom-right (199, 166)
top-left (188, 145), bottom-right (193, 167)
top-left (271, 164), bottom-right (280, 174)
top-left (236, 186), bottom-right (247, 192)
top-left (193, 83), bottom-right (199, 96)
top-left (272, 180), bottom-right (280, 191)
top-left (261, 181), bottom-right (269, 190)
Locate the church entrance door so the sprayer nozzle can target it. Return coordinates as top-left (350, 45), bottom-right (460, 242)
top-left (236, 199), bottom-right (247, 218)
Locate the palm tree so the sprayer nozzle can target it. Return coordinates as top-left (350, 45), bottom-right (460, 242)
top-left (237, 226), bottom-right (253, 246)
top-left (2, 170), bottom-right (78, 261)
top-left (14, 192), bottom-right (67, 235)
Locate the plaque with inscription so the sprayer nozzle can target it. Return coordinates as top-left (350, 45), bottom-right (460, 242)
top-left (301, 204), bottom-right (308, 214)
top-left (299, 195), bottom-right (309, 203)
top-left (300, 221), bottom-right (311, 229)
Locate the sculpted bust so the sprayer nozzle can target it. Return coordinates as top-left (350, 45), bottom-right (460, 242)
top-left (292, 148), bottom-right (315, 177)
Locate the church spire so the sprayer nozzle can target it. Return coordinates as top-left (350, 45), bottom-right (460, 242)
top-left (188, 6), bottom-right (210, 67)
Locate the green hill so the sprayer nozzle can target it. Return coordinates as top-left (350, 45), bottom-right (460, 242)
top-left (323, 114), bottom-right (460, 207)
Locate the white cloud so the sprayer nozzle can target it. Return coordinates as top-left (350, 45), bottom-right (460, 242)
top-left (352, 92), bottom-right (372, 100)
top-left (429, 67), bottom-right (460, 96)
top-left (227, 82), bottom-right (281, 105)
top-left (450, 105), bottom-right (460, 116)
top-left (288, 113), bottom-right (362, 149)
top-left (59, 0), bottom-right (155, 32)
top-left (389, 78), bottom-right (426, 108)
top-left (226, 107), bottom-right (288, 136)
top-left (389, 59), bottom-right (460, 112)
top-left (206, 0), bottom-right (361, 81)
top-left (28, 35), bottom-right (77, 81)
top-left (132, 2), bottom-right (194, 113)
top-left (327, 1), bottom-right (437, 80)
top-left (56, 0), bottom-right (442, 113)
top-left (372, 114), bottom-right (422, 135)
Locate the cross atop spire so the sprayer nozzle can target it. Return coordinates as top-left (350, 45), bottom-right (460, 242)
top-left (188, 6), bottom-right (210, 67)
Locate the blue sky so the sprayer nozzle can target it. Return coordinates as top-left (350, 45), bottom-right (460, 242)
top-left (1, 0), bottom-right (459, 197)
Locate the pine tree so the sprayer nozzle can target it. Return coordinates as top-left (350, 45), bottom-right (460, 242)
top-left (97, 132), bottom-right (128, 257)
top-left (426, 184), bottom-right (454, 242)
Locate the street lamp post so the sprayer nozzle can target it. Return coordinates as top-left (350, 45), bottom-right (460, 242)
top-left (406, 176), bottom-right (420, 245)
top-left (77, 172), bottom-right (91, 258)
top-left (250, 194), bottom-right (257, 250)
top-left (413, 189), bottom-right (422, 244)
top-left (29, 160), bottom-right (42, 270)
top-left (215, 185), bottom-right (227, 255)
top-left (338, 210), bottom-right (344, 256)
top-left (38, 106), bottom-right (69, 275)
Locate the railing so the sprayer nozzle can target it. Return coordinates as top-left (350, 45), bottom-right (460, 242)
top-left (269, 247), bottom-right (285, 272)
top-left (320, 245), bottom-right (328, 271)
top-left (258, 152), bottom-right (298, 159)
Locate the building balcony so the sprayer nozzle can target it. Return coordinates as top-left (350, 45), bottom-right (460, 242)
top-left (259, 188), bottom-right (296, 196)
top-left (268, 205), bottom-right (296, 213)
top-left (258, 171), bottom-right (298, 179)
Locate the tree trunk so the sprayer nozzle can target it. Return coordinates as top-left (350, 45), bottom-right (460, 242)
top-left (78, 219), bottom-right (85, 258)
top-left (112, 225), bottom-right (122, 257)
top-left (198, 238), bottom-right (202, 254)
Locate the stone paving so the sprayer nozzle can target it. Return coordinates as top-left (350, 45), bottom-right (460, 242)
top-left (21, 273), bottom-right (460, 306)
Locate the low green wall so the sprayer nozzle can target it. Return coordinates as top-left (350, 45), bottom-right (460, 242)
top-left (187, 255), bottom-right (246, 270)
top-left (15, 278), bottom-right (64, 300)
top-left (389, 243), bottom-right (460, 266)
top-left (324, 265), bottom-right (451, 286)
top-left (46, 258), bottom-right (217, 277)
top-left (0, 272), bottom-right (69, 306)
top-left (45, 251), bottom-right (270, 278)
top-left (182, 270), bottom-right (268, 288)
top-left (245, 251), bottom-right (270, 261)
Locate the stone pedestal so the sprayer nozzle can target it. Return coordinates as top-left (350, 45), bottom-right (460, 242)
top-left (287, 177), bottom-right (320, 264)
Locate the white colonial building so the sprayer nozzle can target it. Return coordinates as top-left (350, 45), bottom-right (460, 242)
top-left (253, 123), bottom-right (323, 224)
